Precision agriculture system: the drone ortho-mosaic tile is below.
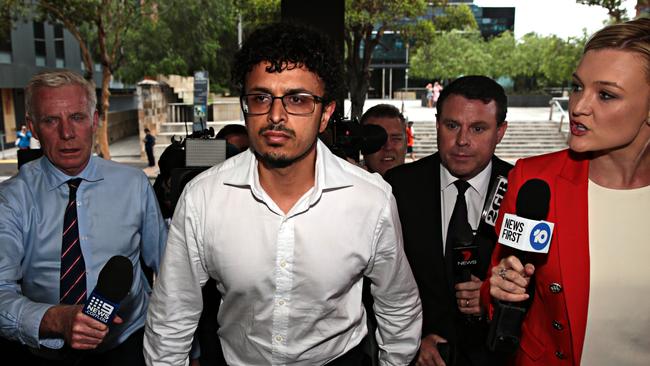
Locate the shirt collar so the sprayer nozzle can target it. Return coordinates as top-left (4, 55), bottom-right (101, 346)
top-left (41, 155), bottom-right (104, 191)
top-left (440, 160), bottom-right (493, 196)
top-left (225, 139), bottom-right (354, 209)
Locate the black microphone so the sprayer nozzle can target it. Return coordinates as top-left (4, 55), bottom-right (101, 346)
top-left (481, 175), bottom-right (509, 228)
top-left (452, 175), bottom-right (508, 284)
top-left (360, 123), bottom-right (388, 156)
top-left (82, 255), bottom-right (134, 325)
top-left (487, 179), bottom-right (552, 353)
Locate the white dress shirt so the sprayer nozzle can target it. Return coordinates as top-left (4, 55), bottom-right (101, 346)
top-left (439, 162), bottom-right (492, 254)
top-left (144, 140), bottom-right (422, 365)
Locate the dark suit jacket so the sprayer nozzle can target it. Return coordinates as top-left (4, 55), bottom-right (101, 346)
top-left (385, 153), bottom-right (512, 365)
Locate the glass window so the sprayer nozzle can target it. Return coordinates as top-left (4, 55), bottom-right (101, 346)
top-left (33, 22), bottom-right (46, 66)
top-left (54, 24), bottom-right (65, 68)
top-left (0, 22), bottom-right (11, 63)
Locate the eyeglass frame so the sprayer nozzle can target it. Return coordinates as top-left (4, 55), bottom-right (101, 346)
top-left (239, 92), bottom-right (325, 116)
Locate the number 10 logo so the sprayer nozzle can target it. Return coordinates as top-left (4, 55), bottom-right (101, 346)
top-left (530, 222), bottom-right (551, 251)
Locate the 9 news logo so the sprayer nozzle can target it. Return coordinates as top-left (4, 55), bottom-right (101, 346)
top-left (84, 296), bottom-right (115, 323)
top-left (530, 222), bottom-right (551, 251)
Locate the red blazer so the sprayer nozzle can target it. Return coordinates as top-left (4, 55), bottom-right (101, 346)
top-left (482, 149), bottom-right (591, 365)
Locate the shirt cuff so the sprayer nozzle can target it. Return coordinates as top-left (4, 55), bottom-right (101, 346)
top-left (19, 303), bottom-right (64, 349)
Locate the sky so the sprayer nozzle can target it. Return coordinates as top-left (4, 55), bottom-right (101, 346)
top-left (473, 0), bottom-right (639, 39)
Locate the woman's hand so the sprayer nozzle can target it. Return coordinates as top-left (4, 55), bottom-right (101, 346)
top-left (489, 255), bottom-right (535, 302)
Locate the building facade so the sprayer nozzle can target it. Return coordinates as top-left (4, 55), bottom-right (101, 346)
top-left (367, 0), bottom-right (515, 99)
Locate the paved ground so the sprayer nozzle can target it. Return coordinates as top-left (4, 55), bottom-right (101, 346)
top-left (0, 99), bottom-right (558, 181)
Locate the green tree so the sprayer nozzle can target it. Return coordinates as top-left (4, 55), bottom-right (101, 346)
top-left (1, 0), bottom-right (143, 159)
top-left (411, 29), bottom-right (585, 92)
top-left (345, 0), bottom-right (441, 119)
top-left (484, 31), bottom-right (517, 78)
top-left (538, 34), bottom-right (586, 89)
top-left (410, 30), bottom-right (491, 80)
top-left (118, 0), bottom-right (280, 94)
top-left (433, 4), bottom-right (478, 31)
top-left (577, 0), bottom-right (628, 22)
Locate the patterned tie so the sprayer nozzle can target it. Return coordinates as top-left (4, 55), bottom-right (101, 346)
top-left (60, 178), bottom-right (87, 305)
top-left (445, 180), bottom-right (474, 258)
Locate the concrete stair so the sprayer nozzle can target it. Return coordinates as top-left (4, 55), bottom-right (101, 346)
top-left (156, 75), bottom-right (194, 104)
top-left (411, 120), bottom-right (569, 163)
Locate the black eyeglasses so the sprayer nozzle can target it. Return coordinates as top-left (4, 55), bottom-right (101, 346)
top-left (240, 93), bottom-right (324, 116)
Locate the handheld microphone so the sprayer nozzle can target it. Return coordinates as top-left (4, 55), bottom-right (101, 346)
top-left (481, 175), bottom-right (509, 228)
top-left (452, 175), bottom-right (508, 283)
top-left (82, 255), bottom-right (133, 325)
top-left (487, 179), bottom-right (552, 353)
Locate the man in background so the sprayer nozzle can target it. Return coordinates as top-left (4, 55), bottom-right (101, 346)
top-left (386, 75), bottom-right (512, 366)
top-left (360, 104), bottom-right (407, 177)
top-left (143, 128), bottom-right (156, 167)
top-left (215, 123), bottom-right (250, 153)
top-left (406, 121), bottom-right (416, 160)
top-left (0, 70), bottom-right (167, 365)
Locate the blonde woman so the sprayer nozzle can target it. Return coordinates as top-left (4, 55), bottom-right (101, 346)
top-left (486, 18), bottom-right (650, 366)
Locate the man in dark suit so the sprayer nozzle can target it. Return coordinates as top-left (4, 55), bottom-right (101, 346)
top-left (385, 75), bottom-right (513, 366)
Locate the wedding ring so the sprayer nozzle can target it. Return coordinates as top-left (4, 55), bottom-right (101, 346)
top-left (498, 267), bottom-right (508, 280)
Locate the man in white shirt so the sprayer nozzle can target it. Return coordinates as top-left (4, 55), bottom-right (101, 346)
top-left (143, 22), bottom-right (422, 366)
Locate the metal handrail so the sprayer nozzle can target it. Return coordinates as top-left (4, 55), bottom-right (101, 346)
top-left (549, 97), bottom-right (569, 132)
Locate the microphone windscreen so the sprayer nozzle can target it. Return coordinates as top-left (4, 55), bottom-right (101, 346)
top-left (94, 255), bottom-right (133, 303)
top-left (360, 124), bottom-right (388, 155)
top-left (515, 179), bottom-right (550, 221)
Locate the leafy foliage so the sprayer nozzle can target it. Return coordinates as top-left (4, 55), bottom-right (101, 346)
top-left (432, 4), bottom-right (478, 31)
top-left (411, 30), bottom-right (587, 91)
top-left (0, 0), bottom-right (143, 158)
top-left (344, 0), bottom-right (439, 119)
top-left (117, 0), bottom-right (279, 93)
top-left (410, 30), bottom-right (490, 78)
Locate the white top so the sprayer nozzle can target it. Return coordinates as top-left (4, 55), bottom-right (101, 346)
top-left (581, 180), bottom-right (650, 365)
top-left (440, 161), bottom-right (492, 254)
top-left (144, 140), bottom-right (422, 366)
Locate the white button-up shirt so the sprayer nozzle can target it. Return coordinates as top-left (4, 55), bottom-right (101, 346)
top-left (144, 140), bottom-right (422, 365)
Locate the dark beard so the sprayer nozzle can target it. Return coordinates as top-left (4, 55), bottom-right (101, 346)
top-left (255, 138), bottom-right (317, 169)
top-left (254, 117), bottom-right (321, 168)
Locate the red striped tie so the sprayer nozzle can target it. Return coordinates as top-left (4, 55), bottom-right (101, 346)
top-left (60, 178), bottom-right (87, 305)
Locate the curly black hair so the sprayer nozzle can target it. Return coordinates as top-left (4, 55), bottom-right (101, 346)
top-left (231, 22), bottom-right (344, 105)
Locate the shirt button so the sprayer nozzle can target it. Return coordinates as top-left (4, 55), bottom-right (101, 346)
top-left (280, 260), bottom-right (287, 268)
top-left (552, 320), bottom-right (564, 330)
top-left (549, 283), bottom-right (562, 293)
top-left (279, 300), bottom-right (285, 306)
top-left (275, 335), bottom-right (283, 342)
top-left (555, 351), bottom-right (565, 359)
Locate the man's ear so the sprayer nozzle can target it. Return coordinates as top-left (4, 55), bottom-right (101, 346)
top-left (26, 117), bottom-right (39, 140)
top-left (496, 121), bottom-right (508, 144)
top-left (319, 101), bottom-right (336, 133)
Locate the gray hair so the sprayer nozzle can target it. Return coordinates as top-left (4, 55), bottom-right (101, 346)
top-left (25, 70), bottom-right (97, 119)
